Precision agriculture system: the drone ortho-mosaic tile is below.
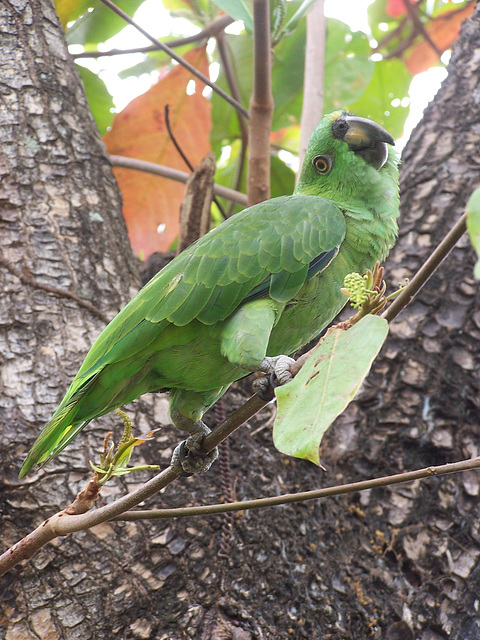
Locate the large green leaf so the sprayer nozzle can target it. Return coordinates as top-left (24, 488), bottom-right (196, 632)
top-left (323, 19), bottom-right (373, 113)
top-left (274, 315), bottom-right (389, 465)
top-left (76, 65), bottom-right (114, 134)
top-left (466, 187), bottom-right (480, 279)
top-left (347, 57), bottom-right (411, 139)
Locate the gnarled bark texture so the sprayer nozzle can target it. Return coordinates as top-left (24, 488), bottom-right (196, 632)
top-left (1, 1), bottom-right (480, 639)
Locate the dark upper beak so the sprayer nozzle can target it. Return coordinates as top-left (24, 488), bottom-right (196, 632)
top-left (332, 114), bottom-right (394, 170)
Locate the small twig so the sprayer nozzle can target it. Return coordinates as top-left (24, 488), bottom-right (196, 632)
top-left (71, 15), bottom-right (234, 59)
top-left (97, 0), bottom-right (248, 119)
top-left (113, 456), bottom-right (480, 520)
top-left (216, 31), bottom-right (249, 217)
top-left (383, 212), bottom-right (467, 323)
top-left (0, 394), bottom-right (268, 576)
top-left (109, 155), bottom-right (248, 206)
top-left (0, 259), bottom-right (110, 324)
top-left (164, 104), bottom-right (195, 172)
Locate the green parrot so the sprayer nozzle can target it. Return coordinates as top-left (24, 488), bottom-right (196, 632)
top-left (19, 111), bottom-right (399, 478)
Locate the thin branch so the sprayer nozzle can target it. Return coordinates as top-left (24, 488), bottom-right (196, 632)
top-left (109, 155), bottom-right (248, 206)
top-left (373, 16), bottom-right (408, 53)
top-left (383, 213), bottom-right (467, 323)
top-left (97, 0), bottom-right (249, 119)
top-left (0, 259), bottom-right (110, 324)
top-left (247, 0), bottom-right (274, 205)
top-left (72, 14), bottom-right (234, 59)
top-left (113, 456), bottom-right (480, 520)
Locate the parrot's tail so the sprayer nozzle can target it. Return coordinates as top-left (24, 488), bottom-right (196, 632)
top-left (18, 373), bottom-right (99, 478)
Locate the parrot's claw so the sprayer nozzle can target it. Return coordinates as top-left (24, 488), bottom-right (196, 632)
top-left (252, 375), bottom-right (276, 402)
top-left (170, 419), bottom-right (218, 475)
top-left (260, 355), bottom-right (296, 385)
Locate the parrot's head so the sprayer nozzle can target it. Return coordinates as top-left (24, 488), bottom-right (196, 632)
top-left (295, 111), bottom-right (398, 208)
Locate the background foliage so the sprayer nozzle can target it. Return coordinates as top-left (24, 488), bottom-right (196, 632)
top-left (58, 0), bottom-right (473, 256)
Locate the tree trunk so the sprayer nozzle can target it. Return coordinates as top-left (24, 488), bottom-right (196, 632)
top-left (2, 2), bottom-right (480, 639)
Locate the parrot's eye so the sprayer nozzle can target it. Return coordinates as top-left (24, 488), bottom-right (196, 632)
top-left (312, 155), bottom-right (333, 175)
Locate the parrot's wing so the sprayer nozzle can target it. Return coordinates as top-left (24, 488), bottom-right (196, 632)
top-left (79, 195), bottom-right (346, 377)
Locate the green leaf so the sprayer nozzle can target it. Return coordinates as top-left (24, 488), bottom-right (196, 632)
top-left (210, 0), bottom-right (253, 31)
top-left (76, 65), bottom-right (114, 135)
top-left (66, 0), bottom-right (145, 47)
top-left (323, 19), bottom-right (373, 114)
top-left (466, 187), bottom-right (480, 279)
top-left (273, 315), bottom-right (389, 465)
top-left (347, 57), bottom-right (411, 139)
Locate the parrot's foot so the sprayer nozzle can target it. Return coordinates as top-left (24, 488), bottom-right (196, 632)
top-left (170, 413), bottom-right (218, 475)
top-left (260, 355), bottom-right (296, 385)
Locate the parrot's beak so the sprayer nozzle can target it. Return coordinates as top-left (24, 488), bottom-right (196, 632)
top-left (332, 114), bottom-right (394, 170)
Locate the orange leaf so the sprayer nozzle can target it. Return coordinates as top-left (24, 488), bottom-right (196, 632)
top-left (386, 0), bottom-right (411, 18)
top-left (103, 47), bottom-right (212, 258)
top-left (405, 4), bottom-right (474, 75)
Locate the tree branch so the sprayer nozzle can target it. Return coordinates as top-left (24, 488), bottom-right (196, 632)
top-left (247, 0), bottom-right (274, 205)
top-left (97, 0), bottom-right (249, 119)
top-left (109, 155), bottom-right (248, 206)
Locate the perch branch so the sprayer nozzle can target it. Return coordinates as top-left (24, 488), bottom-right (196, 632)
top-left (383, 212), bottom-right (467, 322)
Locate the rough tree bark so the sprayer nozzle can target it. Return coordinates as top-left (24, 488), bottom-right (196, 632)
top-left (1, 1), bottom-right (480, 640)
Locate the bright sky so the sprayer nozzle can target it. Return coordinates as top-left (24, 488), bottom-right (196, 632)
top-left (73, 0), bottom-right (449, 148)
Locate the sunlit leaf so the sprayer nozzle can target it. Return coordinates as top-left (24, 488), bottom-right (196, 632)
top-left (76, 64), bottom-right (114, 135)
top-left (347, 57), bottom-right (411, 139)
top-left (466, 187), bottom-right (480, 279)
top-left (323, 19), bottom-right (373, 113)
top-left (274, 315), bottom-right (389, 465)
top-left (210, 0), bottom-right (253, 31)
top-left (54, 0), bottom-right (91, 28)
top-left (65, 0), bottom-right (145, 47)
top-left (103, 47), bottom-right (211, 258)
